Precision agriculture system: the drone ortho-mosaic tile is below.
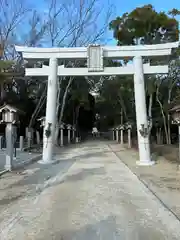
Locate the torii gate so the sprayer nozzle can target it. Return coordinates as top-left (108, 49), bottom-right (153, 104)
top-left (15, 42), bottom-right (179, 166)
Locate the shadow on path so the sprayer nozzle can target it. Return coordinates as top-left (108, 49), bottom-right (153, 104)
top-left (0, 148), bottom-right (108, 208)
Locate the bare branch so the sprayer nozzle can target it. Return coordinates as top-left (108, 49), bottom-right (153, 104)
top-left (44, 0), bottom-right (114, 47)
top-left (0, 0), bottom-right (30, 58)
top-left (23, 10), bottom-right (49, 47)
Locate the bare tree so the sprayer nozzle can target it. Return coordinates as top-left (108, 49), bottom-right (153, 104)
top-left (6, 0), bottom-right (114, 143)
top-left (44, 0), bottom-right (113, 47)
top-left (0, 4), bottom-right (50, 127)
top-left (23, 10), bottom-right (49, 47)
top-left (0, 0), bottom-right (31, 59)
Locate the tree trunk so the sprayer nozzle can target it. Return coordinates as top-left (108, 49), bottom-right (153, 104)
top-left (0, 82), bottom-right (5, 103)
top-left (156, 128), bottom-right (158, 144)
top-left (156, 127), bottom-right (162, 145)
top-left (55, 77), bottom-right (74, 145)
top-left (58, 77), bottom-right (73, 124)
top-left (156, 87), bottom-right (169, 144)
top-left (54, 78), bottom-right (62, 145)
top-left (118, 95), bottom-right (128, 122)
top-left (28, 84), bottom-right (47, 128)
top-left (120, 108), bottom-right (123, 124)
top-left (167, 89), bottom-right (172, 144)
top-left (148, 93), bottom-right (153, 136)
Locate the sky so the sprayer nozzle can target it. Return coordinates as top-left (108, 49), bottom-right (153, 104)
top-left (112, 0), bottom-right (180, 15)
top-left (31, 0), bottom-right (180, 46)
top-left (33, 0), bottom-right (180, 14)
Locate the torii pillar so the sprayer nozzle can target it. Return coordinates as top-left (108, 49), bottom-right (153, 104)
top-left (133, 56), bottom-right (152, 165)
top-left (40, 58), bottom-right (58, 163)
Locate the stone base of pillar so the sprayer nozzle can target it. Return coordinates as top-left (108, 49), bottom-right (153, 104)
top-left (4, 165), bottom-right (12, 171)
top-left (38, 159), bottom-right (58, 164)
top-left (5, 156), bottom-right (13, 171)
top-left (136, 160), bottom-right (155, 166)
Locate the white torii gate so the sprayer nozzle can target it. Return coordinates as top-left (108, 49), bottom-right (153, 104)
top-left (15, 42), bottom-right (179, 166)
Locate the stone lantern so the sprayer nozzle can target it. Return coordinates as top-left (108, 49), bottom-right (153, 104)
top-left (110, 127), bottom-right (115, 141)
top-left (125, 122), bottom-right (132, 148)
top-left (67, 124), bottom-right (72, 144)
top-left (0, 104), bottom-right (20, 124)
top-left (112, 127), bottom-right (116, 141)
top-left (72, 126), bottom-right (76, 141)
top-left (119, 124), bottom-right (125, 145)
top-left (170, 104), bottom-right (180, 163)
top-left (0, 104), bottom-right (24, 170)
top-left (170, 105), bottom-right (180, 124)
top-left (115, 126), bottom-right (119, 142)
top-left (60, 123), bottom-right (65, 147)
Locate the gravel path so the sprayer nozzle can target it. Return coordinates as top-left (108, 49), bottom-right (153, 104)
top-left (0, 140), bottom-right (180, 239)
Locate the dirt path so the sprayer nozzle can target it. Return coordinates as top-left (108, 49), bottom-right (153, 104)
top-left (1, 140), bottom-right (180, 239)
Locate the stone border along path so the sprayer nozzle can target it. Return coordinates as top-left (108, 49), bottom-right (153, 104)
top-left (0, 141), bottom-right (180, 239)
top-left (0, 151), bottom-right (42, 176)
top-left (0, 137), bottom-right (75, 175)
